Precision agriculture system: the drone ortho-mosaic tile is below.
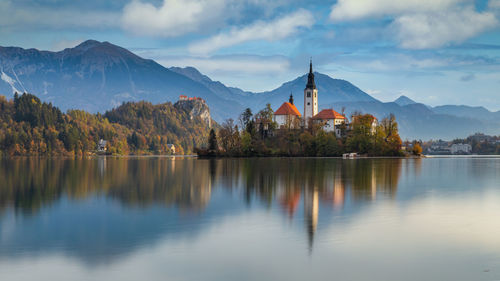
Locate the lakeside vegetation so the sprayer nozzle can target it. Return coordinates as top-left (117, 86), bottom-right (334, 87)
top-left (198, 105), bottom-right (404, 157)
top-left (0, 93), bottom-right (211, 156)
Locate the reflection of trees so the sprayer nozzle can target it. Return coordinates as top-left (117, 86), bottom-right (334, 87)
top-left (0, 157), bottom-right (403, 247)
top-left (227, 158), bottom-right (402, 211)
top-left (343, 159), bottom-right (402, 201)
top-left (0, 157), bottom-right (407, 263)
top-left (0, 157), bottom-right (212, 214)
top-left (226, 158), bottom-right (403, 251)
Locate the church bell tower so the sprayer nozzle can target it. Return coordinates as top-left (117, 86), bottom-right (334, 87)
top-left (304, 60), bottom-right (318, 124)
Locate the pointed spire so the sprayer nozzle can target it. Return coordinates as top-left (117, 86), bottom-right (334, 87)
top-left (306, 58), bottom-right (316, 89)
top-left (289, 92), bottom-right (294, 105)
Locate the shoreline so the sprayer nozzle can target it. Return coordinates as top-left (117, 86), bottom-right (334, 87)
top-left (3, 154), bottom-right (500, 159)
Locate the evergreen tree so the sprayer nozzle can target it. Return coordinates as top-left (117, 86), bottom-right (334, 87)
top-left (208, 129), bottom-right (218, 152)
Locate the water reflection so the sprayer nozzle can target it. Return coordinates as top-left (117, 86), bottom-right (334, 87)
top-left (0, 157), bottom-right (407, 262)
top-left (2, 157), bottom-right (500, 281)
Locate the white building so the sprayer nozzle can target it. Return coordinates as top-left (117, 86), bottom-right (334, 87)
top-left (167, 144), bottom-right (176, 154)
top-left (312, 109), bottom-right (347, 137)
top-left (97, 139), bottom-right (107, 153)
top-left (450, 143), bottom-right (472, 154)
top-left (303, 60), bottom-right (318, 126)
top-left (274, 94), bottom-right (302, 129)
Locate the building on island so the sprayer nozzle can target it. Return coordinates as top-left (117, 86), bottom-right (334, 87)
top-left (368, 115), bottom-right (378, 134)
top-left (312, 109), bottom-right (346, 137)
top-left (351, 114), bottom-right (378, 134)
top-left (274, 93), bottom-right (302, 129)
top-left (273, 60), bottom-right (348, 135)
top-left (304, 60), bottom-right (318, 125)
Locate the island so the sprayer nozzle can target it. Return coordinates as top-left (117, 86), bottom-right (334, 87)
top-left (197, 61), bottom-right (411, 157)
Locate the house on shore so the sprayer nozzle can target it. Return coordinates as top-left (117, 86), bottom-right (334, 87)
top-left (167, 144), bottom-right (176, 154)
top-left (450, 143), bottom-right (472, 154)
top-left (97, 139), bottom-right (107, 153)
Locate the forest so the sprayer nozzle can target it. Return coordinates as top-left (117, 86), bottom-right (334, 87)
top-left (0, 93), bottom-right (211, 156)
top-left (200, 105), bottom-right (405, 157)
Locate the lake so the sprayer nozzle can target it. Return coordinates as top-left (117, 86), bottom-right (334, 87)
top-left (1, 157), bottom-right (500, 281)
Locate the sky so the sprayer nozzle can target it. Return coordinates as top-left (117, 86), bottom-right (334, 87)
top-left (1, 0), bottom-right (500, 110)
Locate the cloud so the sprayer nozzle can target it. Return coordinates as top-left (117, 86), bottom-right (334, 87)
top-left (152, 55), bottom-right (291, 74)
top-left (122, 0), bottom-right (230, 37)
top-left (329, 0), bottom-right (499, 50)
top-left (0, 0), bottom-right (120, 29)
top-left (329, 0), bottom-right (465, 21)
top-left (325, 50), bottom-right (500, 75)
top-left (490, 0), bottom-right (500, 9)
top-left (144, 53), bottom-right (294, 91)
top-left (188, 9), bottom-right (314, 54)
top-left (392, 7), bottom-right (498, 49)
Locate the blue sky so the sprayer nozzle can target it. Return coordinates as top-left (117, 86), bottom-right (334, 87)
top-left (1, 0), bottom-right (500, 109)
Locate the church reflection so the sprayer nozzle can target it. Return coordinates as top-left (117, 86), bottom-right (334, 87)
top-left (204, 158), bottom-right (405, 251)
top-left (0, 157), bottom-right (407, 260)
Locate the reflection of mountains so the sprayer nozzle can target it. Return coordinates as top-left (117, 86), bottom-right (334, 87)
top-left (0, 158), bottom-right (404, 263)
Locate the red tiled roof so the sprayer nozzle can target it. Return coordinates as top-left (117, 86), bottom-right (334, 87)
top-left (275, 102), bottom-right (301, 116)
top-left (312, 109), bottom-right (346, 120)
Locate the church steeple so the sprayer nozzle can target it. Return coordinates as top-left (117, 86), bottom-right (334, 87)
top-left (303, 59), bottom-right (318, 125)
top-left (289, 92), bottom-right (294, 105)
top-left (306, 59), bottom-right (316, 90)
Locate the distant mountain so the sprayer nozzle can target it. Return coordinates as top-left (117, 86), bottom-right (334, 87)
top-left (394, 95), bottom-right (416, 106)
top-left (249, 73), bottom-right (377, 114)
top-left (2, 40), bottom-right (500, 140)
top-left (169, 66), bottom-right (251, 103)
top-left (0, 40), bottom-right (242, 121)
top-left (323, 100), bottom-right (493, 140)
top-left (432, 105), bottom-right (500, 121)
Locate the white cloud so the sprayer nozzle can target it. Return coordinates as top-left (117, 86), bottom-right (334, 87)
top-left (393, 7), bottom-right (498, 49)
top-left (329, 0), bottom-right (499, 50)
top-left (122, 0), bottom-right (227, 37)
top-left (154, 55), bottom-right (290, 74)
top-left (489, 0), bottom-right (500, 9)
top-left (188, 9), bottom-right (314, 54)
top-left (135, 53), bottom-right (294, 91)
top-left (0, 0), bottom-right (120, 29)
top-left (329, 0), bottom-right (466, 21)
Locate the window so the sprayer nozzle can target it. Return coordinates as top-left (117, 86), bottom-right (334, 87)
top-left (307, 102), bottom-right (310, 105)
top-left (307, 92), bottom-right (311, 98)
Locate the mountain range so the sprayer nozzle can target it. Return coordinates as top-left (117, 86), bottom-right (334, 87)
top-left (1, 40), bottom-right (499, 140)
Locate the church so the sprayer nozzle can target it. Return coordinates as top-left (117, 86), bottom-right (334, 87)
top-left (274, 61), bottom-right (347, 137)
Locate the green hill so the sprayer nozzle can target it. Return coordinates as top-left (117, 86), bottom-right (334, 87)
top-left (0, 93), bottom-right (212, 156)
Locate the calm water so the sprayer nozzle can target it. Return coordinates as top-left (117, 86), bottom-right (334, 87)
top-left (1, 157), bottom-right (500, 281)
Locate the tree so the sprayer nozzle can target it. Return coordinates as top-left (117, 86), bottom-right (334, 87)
top-left (219, 119), bottom-right (240, 154)
top-left (412, 143), bottom-right (423, 156)
top-left (381, 113), bottom-right (398, 139)
top-left (208, 129), bottom-right (218, 152)
top-left (239, 108), bottom-right (253, 132)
